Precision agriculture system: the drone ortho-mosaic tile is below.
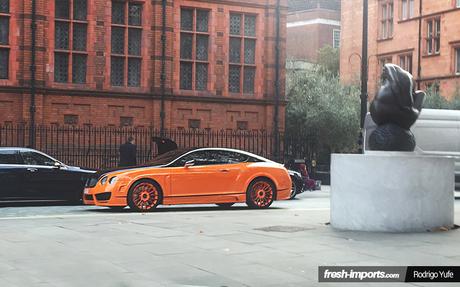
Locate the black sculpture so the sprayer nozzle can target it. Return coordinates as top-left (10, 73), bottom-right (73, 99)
top-left (369, 64), bottom-right (425, 151)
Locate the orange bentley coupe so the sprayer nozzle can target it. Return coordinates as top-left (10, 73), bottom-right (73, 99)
top-left (83, 148), bottom-right (291, 212)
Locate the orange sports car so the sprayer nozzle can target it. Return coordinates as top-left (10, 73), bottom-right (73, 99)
top-left (83, 148), bottom-right (291, 212)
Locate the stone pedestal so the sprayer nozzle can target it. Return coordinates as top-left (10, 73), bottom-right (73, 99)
top-left (331, 152), bottom-right (454, 232)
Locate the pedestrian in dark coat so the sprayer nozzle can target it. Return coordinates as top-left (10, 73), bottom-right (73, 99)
top-left (119, 136), bottom-right (137, 167)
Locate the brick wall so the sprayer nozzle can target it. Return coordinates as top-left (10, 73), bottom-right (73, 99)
top-left (340, 0), bottom-right (460, 99)
top-left (0, 0), bottom-right (287, 132)
top-left (287, 8), bottom-right (340, 62)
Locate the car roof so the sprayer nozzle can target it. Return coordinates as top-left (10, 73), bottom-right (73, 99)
top-left (185, 147), bottom-right (271, 162)
top-left (0, 147), bottom-right (39, 152)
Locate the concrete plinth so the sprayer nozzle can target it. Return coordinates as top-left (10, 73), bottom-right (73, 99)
top-left (331, 152), bottom-right (455, 232)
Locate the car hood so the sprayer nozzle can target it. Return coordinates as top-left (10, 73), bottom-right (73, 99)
top-left (66, 165), bottom-right (97, 174)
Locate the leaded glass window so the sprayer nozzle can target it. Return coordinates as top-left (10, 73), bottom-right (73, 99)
top-left (243, 67), bottom-right (255, 94)
top-left (228, 13), bottom-right (257, 94)
top-left (196, 10), bottom-right (208, 32)
top-left (55, 22), bottom-right (69, 49)
top-left (0, 48), bottom-right (8, 79)
top-left (196, 64), bottom-right (207, 90)
top-left (229, 66), bottom-right (240, 93)
top-left (181, 9), bottom-right (193, 31)
top-left (55, 53), bottom-right (69, 82)
top-left (0, 17), bottom-right (8, 45)
top-left (244, 15), bottom-right (256, 36)
top-left (180, 33), bottom-right (193, 59)
top-left (128, 28), bottom-right (141, 55)
top-left (180, 8), bottom-right (210, 91)
top-left (128, 58), bottom-right (141, 86)
top-left (55, 0), bottom-right (70, 19)
top-left (229, 38), bottom-right (241, 63)
top-left (112, 1), bottom-right (125, 24)
top-left (244, 39), bottom-right (255, 64)
top-left (180, 62), bottom-right (192, 90)
top-left (54, 0), bottom-right (88, 83)
top-left (73, 23), bottom-right (87, 51)
top-left (230, 14), bottom-right (241, 35)
top-left (72, 54), bottom-right (86, 83)
top-left (111, 1), bottom-right (143, 87)
top-left (111, 27), bottom-right (125, 54)
top-left (111, 57), bottom-right (124, 86)
top-left (0, 0), bottom-right (8, 13)
top-left (196, 35), bottom-right (208, 61)
top-left (128, 3), bottom-right (142, 26)
top-left (73, 0), bottom-right (87, 20)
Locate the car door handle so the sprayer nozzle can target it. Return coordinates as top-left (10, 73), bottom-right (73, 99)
top-left (220, 169), bottom-right (230, 172)
top-left (27, 168), bottom-right (38, 173)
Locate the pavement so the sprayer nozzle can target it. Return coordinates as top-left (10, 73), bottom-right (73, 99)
top-left (0, 187), bottom-right (459, 287)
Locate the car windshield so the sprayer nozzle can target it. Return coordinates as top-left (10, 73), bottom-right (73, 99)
top-left (147, 148), bottom-right (194, 166)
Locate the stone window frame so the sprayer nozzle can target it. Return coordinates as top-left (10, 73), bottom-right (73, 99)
top-left (454, 46), bottom-right (460, 75)
top-left (332, 29), bottom-right (340, 49)
top-left (379, 0), bottom-right (394, 40)
top-left (0, 0), bottom-right (10, 80)
top-left (377, 56), bottom-right (392, 85)
top-left (425, 18), bottom-right (441, 56)
top-left (54, 0), bottom-right (89, 84)
top-left (179, 7), bottom-right (210, 91)
top-left (110, 0), bottom-right (143, 87)
top-left (398, 53), bottom-right (412, 74)
top-left (400, 0), bottom-right (414, 20)
top-left (228, 12), bottom-right (257, 95)
top-left (64, 114), bottom-right (79, 125)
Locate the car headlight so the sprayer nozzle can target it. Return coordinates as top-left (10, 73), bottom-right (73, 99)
top-left (109, 176), bottom-right (118, 185)
top-left (100, 176), bottom-right (108, 185)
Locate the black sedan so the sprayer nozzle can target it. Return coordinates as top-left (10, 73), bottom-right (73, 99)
top-left (0, 147), bottom-right (95, 203)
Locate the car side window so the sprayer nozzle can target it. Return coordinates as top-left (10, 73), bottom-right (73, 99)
top-left (171, 151), bottom-right (207, 167)
top-left (0, 150), bottom-right (22, 164)
top-left (20, 151), bottom-right (56, 166)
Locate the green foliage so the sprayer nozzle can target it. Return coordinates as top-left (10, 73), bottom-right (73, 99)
top-left (286, 65), bottom-right (360, 154)
top-left (422, 83), bottom-right (460, 110)
top-left (317, 45), bottom-right (340, 75)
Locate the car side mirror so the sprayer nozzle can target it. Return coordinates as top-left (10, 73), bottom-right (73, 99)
top-left (53, 162), bottom-right (62, 169)
top-left (184, 160), bottom-right (195, 168)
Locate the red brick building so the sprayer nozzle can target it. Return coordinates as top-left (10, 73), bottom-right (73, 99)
top-left (287, 0), bottom-right (340, 63)
top-left (0, 0), bottom-right (287, 131)
top-left (341, 0), bottom-right (460, 98)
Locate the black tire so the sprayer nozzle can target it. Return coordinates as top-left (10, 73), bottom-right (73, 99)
top-left (127, 179), bottom-right (163, 212)
top-left (216, 203), bottom-right (235, 208)
top-left (289, 180), bottom-right (298, 200)
top-left (109, 206), bottom-right (126, 211)
top-left (246, 178), bottom-right (276, 209)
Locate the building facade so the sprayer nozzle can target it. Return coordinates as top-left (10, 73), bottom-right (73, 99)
top-left (340, 0), bottom-right (460, 98)
top-left (286, 0), bottom-right (340, 63)
top-left (0, 0), bottom-right (287, 131)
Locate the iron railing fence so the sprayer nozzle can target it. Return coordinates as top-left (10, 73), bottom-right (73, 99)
top-left (0, 124), bottom-right (316, 169)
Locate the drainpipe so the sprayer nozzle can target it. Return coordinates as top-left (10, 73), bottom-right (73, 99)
top-left (417, 0), bottom-right (423, 90)
top-left (273, 0), bottom-right (281, 161)
top-left (30, 0), bottom-right (37, 148)
top-left (358, 0), bottom-right (368, 154)
top-left (160, 0), bottom-right (167, 136)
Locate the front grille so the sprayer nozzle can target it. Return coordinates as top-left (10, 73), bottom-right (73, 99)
top-left (84, 194), bottom-right (93, 201)
top-left (95, 192), bottom-right (111, 201)
top-left (85, 177), bottom-right (98, 188)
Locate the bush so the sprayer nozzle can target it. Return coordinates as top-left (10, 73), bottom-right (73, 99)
top-left (286, 66), bottom-right (360, 155)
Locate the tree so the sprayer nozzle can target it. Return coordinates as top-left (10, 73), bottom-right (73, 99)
top-left (317, 45), bottom-right (340, 75)
top-left (285, 65), bottom-right (360, 158)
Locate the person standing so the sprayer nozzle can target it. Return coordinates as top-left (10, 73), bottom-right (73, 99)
top-left (119, 136), bottom-right (137, 167)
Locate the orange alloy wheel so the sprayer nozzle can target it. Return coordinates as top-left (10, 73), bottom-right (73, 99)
top-left (128, 180), bottom-right (162, 212)
top-left (247, 179), bottom-right (275, 209)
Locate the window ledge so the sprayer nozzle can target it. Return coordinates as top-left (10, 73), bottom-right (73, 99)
top-left (422, 53), bottom-right (441, 58)
top-left (377, 37), bottom-right (394, 43)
